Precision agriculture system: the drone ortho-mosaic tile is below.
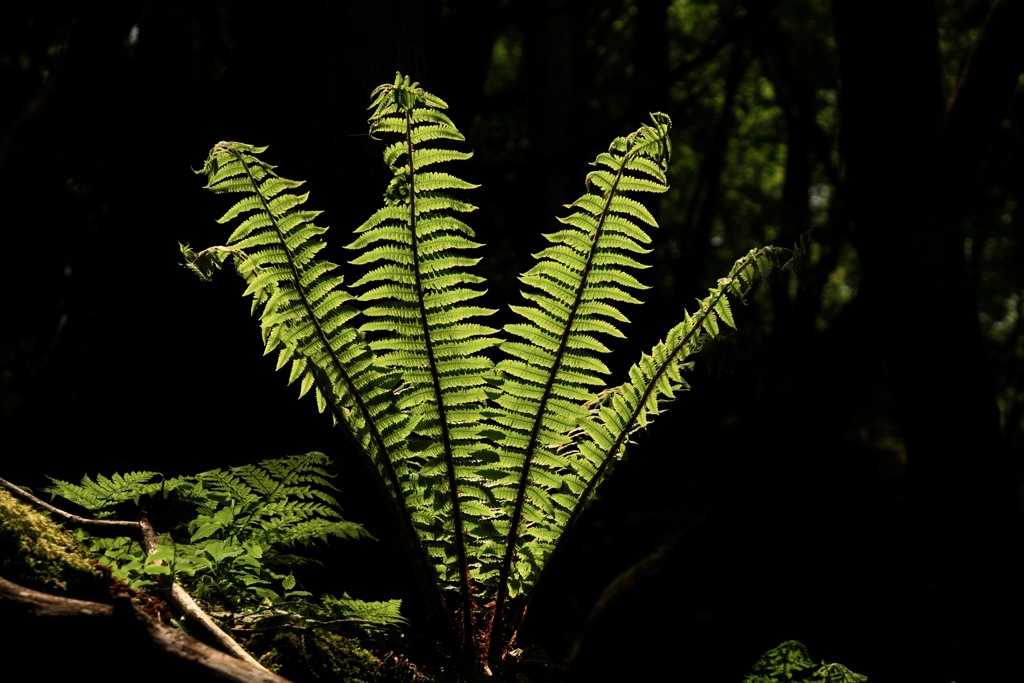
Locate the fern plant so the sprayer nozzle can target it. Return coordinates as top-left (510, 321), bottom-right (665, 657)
top-left (48, 452), bottom-right (403, 631)
top-left (182, 72), bottom-right (789, 672)
top-left (744, 641), bottom-right (867, 683)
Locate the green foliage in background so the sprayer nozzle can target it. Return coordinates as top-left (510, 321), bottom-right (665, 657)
top-left (744, 641), bottom-right (867, 683)
top-left (47, 452), bottom-right (404, 635)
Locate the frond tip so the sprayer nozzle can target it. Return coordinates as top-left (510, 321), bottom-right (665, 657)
top-left (46, 471), bottom-right (163, 514)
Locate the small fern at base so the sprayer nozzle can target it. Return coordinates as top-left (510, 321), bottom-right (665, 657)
top-left (47, 452), bottom-right (401, 632)
top-left (744, 641), bottom-right (868, 683)
top-left (47, 470), bottom-right (164, 517)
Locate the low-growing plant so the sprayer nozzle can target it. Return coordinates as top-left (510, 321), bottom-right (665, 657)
top-left (48, 452), bottom-right (404, 634)
top-left (744, 641), bottom-right (867, 683)
top-left (176, 72), bottom-right (795, 674)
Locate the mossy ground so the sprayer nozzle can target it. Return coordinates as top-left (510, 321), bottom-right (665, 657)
top-left (0, 487), bottom-right (109, 599)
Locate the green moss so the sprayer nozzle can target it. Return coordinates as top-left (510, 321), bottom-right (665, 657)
top-left (257, 630), bottom-right (381, 683)
top-left (0, 487), bottom-right (108, 597)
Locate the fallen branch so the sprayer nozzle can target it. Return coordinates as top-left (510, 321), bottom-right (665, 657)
top-left (0, 574), bottom-right (290, 682)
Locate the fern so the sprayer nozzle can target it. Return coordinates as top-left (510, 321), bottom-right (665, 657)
top-left (188, 142), bottom-right (415, 505)
top-left (183, 456), bottom-right (367, 548)
top-left (182, 72), bottom-right (792, 670)
top-left (48, 453), bottom-right (397, 632)
top-left (562, 246), bottom-right (782, 531)
top-left (482, 111), bottom-right (677, 651)
top-left (47, 471), bottom-right (163, 517)
top-left (185, 136), bottom-right (452, 631)
top-left (744, 641), bottom-right (868, 682)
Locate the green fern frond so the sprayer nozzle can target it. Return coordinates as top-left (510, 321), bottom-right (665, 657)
top-left (185, 453), bottom-right (369, 548)
top-left (744, 640), bottom-right (868, 683)
top-left (486, 113), bottom-right (672, 648)
top-left (261, 518), bottom-right (370, 546)
top-left (180, 74), bottom-right (795, 672)
top-left (563, 247), bottom-right (785, 532)
top-left (190, 468), bottom-right (258, 509)
top-left (353, 73), bottom-right (502, 643)
top-left (235, 453), bottom-right (339, 505)
top-left (483, 114), bottom-right (675, 655)
top-left (187, 143), bottom-right (415, 504)
top-left (47, 471), bottom-right (164, 515)
top-left (322, 593), bottom-right (407, 629)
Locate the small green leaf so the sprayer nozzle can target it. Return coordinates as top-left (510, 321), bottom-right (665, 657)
top-left (190, 521), bottom-right (222, 542)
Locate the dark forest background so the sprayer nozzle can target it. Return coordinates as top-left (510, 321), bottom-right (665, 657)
top-left (3, 1), bottom-right (1023, 680)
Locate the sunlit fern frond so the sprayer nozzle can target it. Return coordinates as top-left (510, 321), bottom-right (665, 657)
top-left (182, 144), bottom-right (455, 628)
top-left (194, 452), bottom-right (339, 509)
top-left (178, 73), bottom-right (794, 672)
top-left (184, 142), bottom-right (417, 504)
top-left (487, 114), bottom-right (672, 636)
top-left (564, 247), bottom-right (786, 531)
top-left (46, 471), bottom-right (163, 516)
top-left (241, 451), bottom-right (340, 506)
top-left (348, 73), bottom-right (501, 642)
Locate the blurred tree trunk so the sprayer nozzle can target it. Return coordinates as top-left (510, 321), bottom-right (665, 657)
top-left (835, 0), bottom-right (1024, 678)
